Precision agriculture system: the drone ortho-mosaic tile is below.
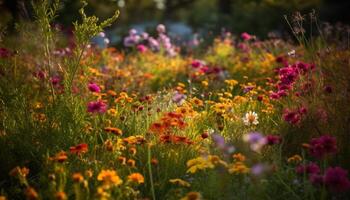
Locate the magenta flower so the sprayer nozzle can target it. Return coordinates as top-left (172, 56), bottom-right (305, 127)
top-left (283, 109), bottom-right (301, 125)
top-left (241, 32), bottom-right (252, 41)
top-left (296, 163), bottom-right (320, 175)
top-left (309, 174), bottom-right (324, 186)
top-left (0, 47), bottom-right (12, 58)
top-left (88, 83), bottom-right (100, 93)
top-left (324, 167), bottom-right (350, 192)
top-left (266, 135), bottom-right (281, 145)
top-left (137, 44), bottom-right (148, 53)
top-left (191, 60), bottom-right (204, 69)
top-left (308, 135), bottom-right (337, 159)
top-left (87, 100), bottom-right (107, 113)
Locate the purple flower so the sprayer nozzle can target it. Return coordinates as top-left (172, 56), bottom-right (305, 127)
top-left (308, 135), bottom-right (337, 159)
top-left (87, 100), bottom-right (107, 113)
top-left (88, 83), bottom-right (100, 93)
top-left (211, 134), bottom-right (225, 149)
top-left (324, 167), bottom-right (350, 192)
top-left (243, 132), bottom-right (267, 152)
top-left (172, 92), bottom-right (186, 105)
top-left (251, 164), bottom-right (269, 176)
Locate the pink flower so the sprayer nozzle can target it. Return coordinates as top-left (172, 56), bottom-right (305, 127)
top-left (308, 135), bottom-right (337, 159)
top-left (87, 100), bottom-right (107, 113)
top-left (137, 44), bottom-right (148, 53)
top-left (156, 24), bottom-right (166, 33)
top-left (324, 167), bottom-right (350, 192)
top-left (88, 83), bottom-right (100, 93)
top-left (241, 32), bottom-right (252, 41)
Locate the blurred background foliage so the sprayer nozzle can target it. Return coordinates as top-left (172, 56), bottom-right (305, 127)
top-left (0, 0), bottom-right (349, 42)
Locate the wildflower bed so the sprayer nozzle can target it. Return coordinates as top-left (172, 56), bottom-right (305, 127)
top-left (1, 1), bottom-right (350, 200)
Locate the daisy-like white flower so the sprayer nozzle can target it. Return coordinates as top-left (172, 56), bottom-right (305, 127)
top-left (242, 111), bottom-right (259, 126)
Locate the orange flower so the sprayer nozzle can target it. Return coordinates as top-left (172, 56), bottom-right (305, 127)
top-left (51, 151), bottom-right (68, 163)
top-left (118, 156), bottom-right (127, 165)
top-left (127, 159), bottom-right (136, 167)
top-left (127, 173), bottom-right (144, 184)
top-left (72, 173), bottom-right (84, 183)
top-left (69, 143), bottom-right (88, 155)
top-left (104, 127), bottom-right (123, 136)
top-left (55, 191), bottom-right (67, 200)
top-left (151, 158), bottom-right (159, 165)
top-left (25, 187), bottom-right (39, 200)
top-left (97, 170), bottom-right (123, 187)
top-left (104, 140), bottom-right (114, 152)
top-left (9, 166), bottom-right (29, 178)
top-left (232, 153), bottom-right (246, 162)
top-left (129, 147), bottom-right (137, 155)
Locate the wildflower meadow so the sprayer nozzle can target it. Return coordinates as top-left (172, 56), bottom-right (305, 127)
top-left (1, 0), bottom-right (350, 199)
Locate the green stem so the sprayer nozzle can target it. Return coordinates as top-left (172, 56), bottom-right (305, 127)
top-left (147, 144), bottom-right (156, 200)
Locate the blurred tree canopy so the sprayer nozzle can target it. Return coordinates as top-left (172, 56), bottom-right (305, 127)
top-left (1, 0), bottom-right (349, 37)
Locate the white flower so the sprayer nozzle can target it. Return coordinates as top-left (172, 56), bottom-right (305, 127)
top-left (242, 111), bottom-right (259, 126)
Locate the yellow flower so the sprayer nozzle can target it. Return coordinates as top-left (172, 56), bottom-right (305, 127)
top-left (180, 192), bottom-right (202, 200)
top-left (228, 162), bottom-right (249, 174)
top-left (225, 79), bottom-right (238, 87)
top-left (190, 97), bottom-right (204, 107)
top-left (186, 155), bottom-right (226, 174)
top-left (169, 178), bottom-right (191, 187)
top-left (96, 187), bottom-right (110, 200)
top-left (201, 80), bottom-right (208, 87)
top-left (127, 173), bottom-right (144, 184)
top-left (97, 170), bottom-right (123, 187)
